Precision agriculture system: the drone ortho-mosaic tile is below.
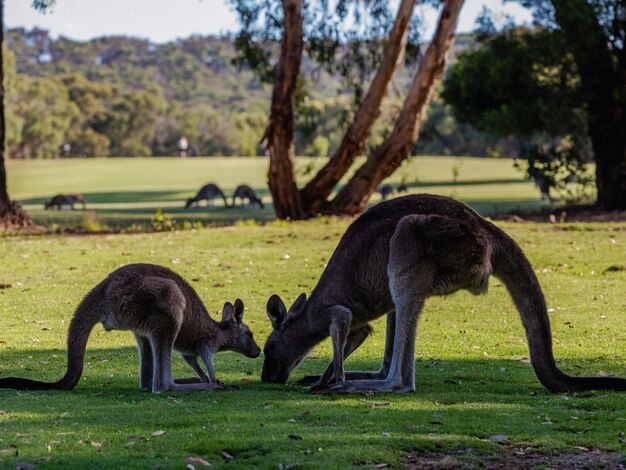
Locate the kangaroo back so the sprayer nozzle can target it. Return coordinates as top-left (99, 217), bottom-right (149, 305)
top-left (0, 285), bottom-right (104, 390)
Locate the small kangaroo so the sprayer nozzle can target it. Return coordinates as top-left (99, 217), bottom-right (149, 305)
top-left (185, 183), bottom-right (229, 208)
top-left (232, 184), bottom-right (264, 209)
top-left (533, 174), bottom-right (553, 202)
top-left (396, 183), bottom-right (408, 194)
top-left (66, 193), bottom-right (86, 209)
top-left (44, 194), bottom-right (86, 210)
top-left (262, 194), bottom-right (626, 394)
top-left (44, 194), bottom-right (72, 210)
top-left (0, 264), bottom-right (261, 393)
top-left (377, 184), bottom-right (394, 200)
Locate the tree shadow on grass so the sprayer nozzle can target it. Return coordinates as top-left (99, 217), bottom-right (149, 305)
top-left (1, 348), bottom-right (623, 468)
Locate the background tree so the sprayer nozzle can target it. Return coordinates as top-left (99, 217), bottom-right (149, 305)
top-left (444, 1), bottom-right (626, 210)
top-left (231, 0), bottom-right (462, 218)
top-left (0, 0), bottom-right (32, 227)
top-left (332, 0), bottom-right (464, 214)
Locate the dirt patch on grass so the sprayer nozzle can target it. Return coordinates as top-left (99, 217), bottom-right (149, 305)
top-left (404, 448), bottom-right (625, 469)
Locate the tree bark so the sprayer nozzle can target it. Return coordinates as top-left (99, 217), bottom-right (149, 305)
top-left (0, 0), bottom-right (9, 219)
top-left (0, 0), bottom-right (32, 227)
top-left (332, 0), bottom-right (464, 215)
top-left (551, 0), bottom-right (626, 210)
top-left (264, 0), bottom-right (305, 220)
top-left (300, 0), bottom-right (416, 214)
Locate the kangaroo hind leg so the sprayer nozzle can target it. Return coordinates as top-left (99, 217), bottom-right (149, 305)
top-left (312, 215), bottom-right (435, 394)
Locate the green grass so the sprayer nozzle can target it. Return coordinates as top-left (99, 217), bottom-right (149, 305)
top-left (1, 219), bottom-right (625, 468)
top-left (6, 156), bottom-right (552, 229)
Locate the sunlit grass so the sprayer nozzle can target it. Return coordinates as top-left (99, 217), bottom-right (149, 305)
top-left (6, 156), bottom-right (551, 229)
top-left (0, 218), bottom-right (624, 468)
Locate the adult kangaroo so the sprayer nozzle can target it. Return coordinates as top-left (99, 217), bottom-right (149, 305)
top-left (185, 183), bottom-right (229, 208)
top-left (0, 264), bottom-right (260, 393)
top-left (232, 184), bottom-right (264, 209)
top-left (262, 194), bottom-right (626, 394)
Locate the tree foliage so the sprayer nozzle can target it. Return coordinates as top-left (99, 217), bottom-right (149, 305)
top-left (443, 1), bottom-right (626, 209)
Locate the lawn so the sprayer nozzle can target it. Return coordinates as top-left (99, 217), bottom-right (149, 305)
top-left (0, 217), bottom-right (625, 468)
top-left (6, 156), bottom-right (552, 229)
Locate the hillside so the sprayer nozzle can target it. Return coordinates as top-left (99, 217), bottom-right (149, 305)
top-left (5, 28), bottom-right (504, 158)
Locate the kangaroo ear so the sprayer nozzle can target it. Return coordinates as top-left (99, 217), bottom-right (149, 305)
top-left (233, 298), bottom-right (245, 323)
top-left (291, 293), bottom-right (307, 313)
top-left (266, 294), bottom-right (287, 330)
top-left (221, 301), bottom-right (236, 324)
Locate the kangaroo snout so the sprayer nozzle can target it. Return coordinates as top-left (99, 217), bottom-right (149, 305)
top-left (248, 345), bottom-right (261, 359)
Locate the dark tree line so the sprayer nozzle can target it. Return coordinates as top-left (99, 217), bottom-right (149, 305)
top-left (443, 1), bottom-right (626, 210)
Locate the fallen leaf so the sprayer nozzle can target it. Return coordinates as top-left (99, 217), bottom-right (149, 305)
top-left (221, 451), bottom-right (234, 461)
top-left (152, 430), bottom-right (166, 437)
top-left (184, 456), bottom-right (211, 466)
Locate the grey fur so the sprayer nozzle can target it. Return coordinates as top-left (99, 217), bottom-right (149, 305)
top-left (377, 184), bottom-right (394, 200)
top-left (185, 183), bottom-right (229, 208)
top-left (44, 194), bottom-right (85, 210)
top-left (232, 184), bottom-right (264, 209)
top-left (262, 194), bottom-right (626, 394)
top-left (0, 264), bottom-right (260, 393)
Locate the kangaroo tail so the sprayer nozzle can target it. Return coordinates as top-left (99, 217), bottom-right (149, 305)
top-left (0, 289), bottom-right (103, 391)
top-left (492, 227), bottom-right (626, 392)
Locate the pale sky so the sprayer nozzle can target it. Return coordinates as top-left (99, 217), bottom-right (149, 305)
top-left (5, 0), bottom-right (532, 44)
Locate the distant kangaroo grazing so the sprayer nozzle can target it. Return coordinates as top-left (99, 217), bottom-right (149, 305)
top-left (0, 264), bottom-right (260, 393)
top-left (377, 184), bottom-right (394, 200)
top-left (533, 174), bottom-right (553, 202)
top-left (262, 194), bottom-right (626, 394)
top-left (185, 183), bottom-right (229, 208)
top-left (66, 193), bottom-right (86, 209)
top-left (232, 184), bottom-right (264, 209)
top-left (44, 194), bottom-right (86, 210)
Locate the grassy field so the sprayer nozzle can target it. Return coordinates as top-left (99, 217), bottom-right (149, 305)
top-left (1, 157), bottom-right (623, 468)
top-left (6, 156), bottom-right (552, 229)
top-left (0, 217), bottom-right (625, 468)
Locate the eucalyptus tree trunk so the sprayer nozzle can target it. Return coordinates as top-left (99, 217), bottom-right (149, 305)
top-left (0, 0), bottom-right (9, 220)
top-left (332, 0), bottom-right (464, 215)
top-left (264, 0), bottom-right (305, 220)
top-left (0, 0), bottom-right (32, 227)
top-left (300, 0), bottom-right (416, 214)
